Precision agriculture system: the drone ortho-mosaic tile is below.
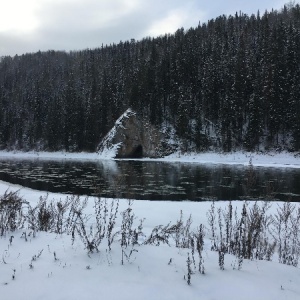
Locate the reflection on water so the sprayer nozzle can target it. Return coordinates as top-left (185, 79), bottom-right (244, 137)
top-left (0, 159), bottom-right (299, 201)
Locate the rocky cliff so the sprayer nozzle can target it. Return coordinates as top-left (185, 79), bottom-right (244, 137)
top-left (97, 109), bottom-right (171, 158)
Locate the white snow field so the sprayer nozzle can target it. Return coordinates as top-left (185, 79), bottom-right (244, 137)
top-left (0, 151), bottom-right (299, 300)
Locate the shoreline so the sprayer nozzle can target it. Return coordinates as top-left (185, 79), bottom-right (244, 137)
top-left (0, 150), bottom-right (299, 168)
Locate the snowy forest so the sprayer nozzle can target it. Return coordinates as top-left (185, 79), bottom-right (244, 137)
top-left (0, 4), bottom-right (300, 153)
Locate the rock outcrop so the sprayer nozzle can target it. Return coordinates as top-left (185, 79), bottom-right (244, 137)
top-left (97, 109), bottom-right (169, 158)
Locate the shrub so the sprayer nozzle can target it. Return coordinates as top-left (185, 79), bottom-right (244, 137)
top-left (0, 190), bottom-right (26, 236)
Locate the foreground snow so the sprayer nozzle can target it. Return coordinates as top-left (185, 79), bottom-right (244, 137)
top-left (0, 150), bottom-right (299, 168)
top-left (0, 180), bottom-right (299, 300)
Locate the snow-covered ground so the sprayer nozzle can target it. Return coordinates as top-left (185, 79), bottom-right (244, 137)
top-left (0, 178), bottom-right (300, 300)
top-left (157, 151), bottom-right (300, 168)
top-left (0, 150), bottom-right (299, 168)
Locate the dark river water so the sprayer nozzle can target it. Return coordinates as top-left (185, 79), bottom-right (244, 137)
top-left (0, 159), bottom-right (299, 201)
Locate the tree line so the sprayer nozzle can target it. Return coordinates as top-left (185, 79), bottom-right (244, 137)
top-left (0, 3), bottom-right (299, 152)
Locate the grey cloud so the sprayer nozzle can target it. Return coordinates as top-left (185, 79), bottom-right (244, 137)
top-left (0, 0), bottom-right (290, 56)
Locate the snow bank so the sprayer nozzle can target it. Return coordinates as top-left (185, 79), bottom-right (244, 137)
top-left (0, 180), bottom-right (299, 300)
top-left (0, 150), bottom-right (299, 168)
top-left (157, 151), bottom-right (300, 168)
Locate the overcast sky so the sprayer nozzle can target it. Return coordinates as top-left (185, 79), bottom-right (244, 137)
top-left (0, 0), bottom-right (292, 57)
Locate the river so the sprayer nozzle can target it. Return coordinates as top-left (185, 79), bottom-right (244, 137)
top-left (0, 158), bottom-right (299, 201)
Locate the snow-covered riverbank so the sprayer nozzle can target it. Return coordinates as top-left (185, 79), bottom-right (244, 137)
top-left (0, 180), bottom-right (300, 300)
top-left (0, 150), bottom-right (299, 168)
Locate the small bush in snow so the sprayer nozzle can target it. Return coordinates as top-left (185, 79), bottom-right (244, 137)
top-left (0, 190), bottom-right (26, 236)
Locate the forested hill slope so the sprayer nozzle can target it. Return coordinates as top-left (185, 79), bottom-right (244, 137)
top-left (0, 4), bottom-right (300, 153)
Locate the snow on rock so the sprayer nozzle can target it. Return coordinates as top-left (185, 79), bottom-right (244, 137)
top-left (97, 108), bottom-right (135, 158)
top-left (97, 108), bottom-right (169, 158)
